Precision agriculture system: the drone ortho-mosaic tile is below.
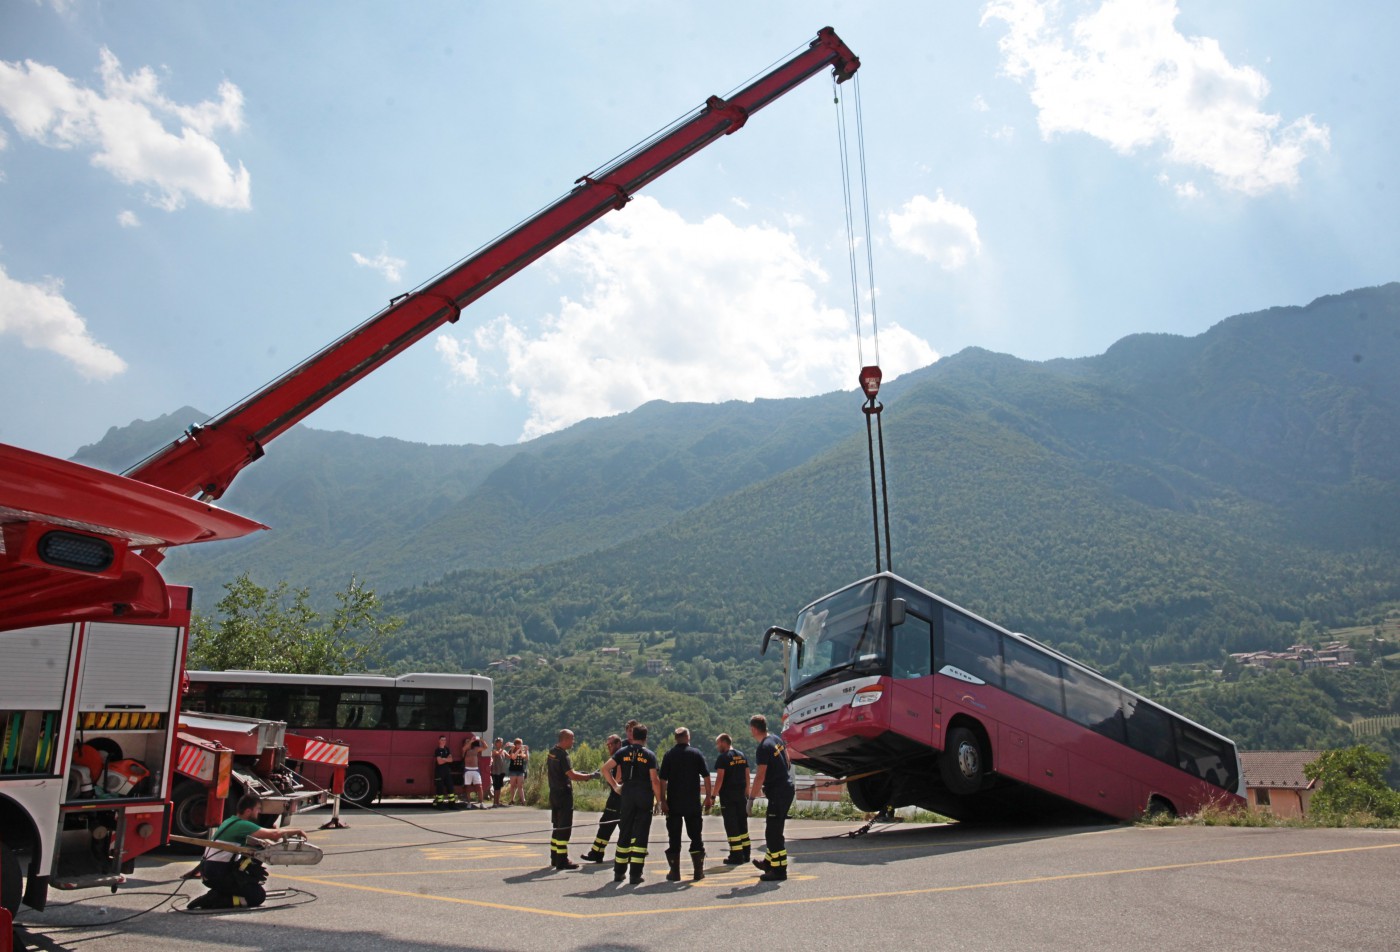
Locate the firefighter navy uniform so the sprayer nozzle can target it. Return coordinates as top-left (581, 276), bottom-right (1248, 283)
top-left (659, 736), bottom-right (709, 881)
top-left (611, 741), bottom-right (659, 884)
top-left (546, 743), bottom-right (580, 869)
top-left (714, 745), bottom-right (751, 864)
top-left (755, 732), bottom-right (795, 880)
top-left (432, 743), bottom-right (458, 809)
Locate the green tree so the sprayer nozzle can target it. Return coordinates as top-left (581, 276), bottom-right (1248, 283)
top-left (1305, 746), bottom-right (1400, 821)
top-left (189, 574), bottom-right (403, 674)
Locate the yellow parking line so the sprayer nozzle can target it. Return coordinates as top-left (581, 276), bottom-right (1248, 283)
top-left (282, 841), bottom-right (1400, 919)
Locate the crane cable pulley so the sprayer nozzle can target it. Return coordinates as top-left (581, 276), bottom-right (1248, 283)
top-left (835, 73), bottom-right (893, 574)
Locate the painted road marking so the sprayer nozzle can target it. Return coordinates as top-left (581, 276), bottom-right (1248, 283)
top-left (282, 841), bottom-right (1400, 920)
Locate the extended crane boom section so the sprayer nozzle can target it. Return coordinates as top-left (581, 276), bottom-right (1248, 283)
top-left (127, 27), bottom-right (860, 502)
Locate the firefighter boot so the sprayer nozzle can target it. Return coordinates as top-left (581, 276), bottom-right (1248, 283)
top-left (582, 849), bottom-right (607, 863)
top-left (665, 849), bottom-right (682, 882)
top-left (691, 852), bottom-right (706, 881)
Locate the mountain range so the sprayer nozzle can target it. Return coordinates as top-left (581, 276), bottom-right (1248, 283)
top-left (74, 283), bottom-right (1400, 680)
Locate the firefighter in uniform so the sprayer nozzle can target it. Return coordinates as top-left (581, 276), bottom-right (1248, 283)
top-left (546, 728), bottom-right (599, 869)
top-left (610, 723), bottom-right (662, 884)
top-left (582, 733), bottom-right (625, 862)
top-left (712, 732), bottom-right (751, 865)
top-left (187, 793), bottom-right (306, 909)
top-left (432, 734), bottom-right (459, 809)
top-left (748, 714), bottom-right (795, 882)
top-left (659, 726), bottom-right (712, 881)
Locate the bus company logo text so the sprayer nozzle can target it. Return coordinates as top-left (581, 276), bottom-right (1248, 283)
top-left (958, 693), bottom-right (987, 711)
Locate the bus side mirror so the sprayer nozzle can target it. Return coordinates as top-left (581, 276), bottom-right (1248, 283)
top-left (762, 626), bottom-right (803, 667)
top-left (890, 598), bottom-right (907, 627)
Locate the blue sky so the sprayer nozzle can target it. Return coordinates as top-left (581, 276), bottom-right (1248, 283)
top-left (2, 1), bottom-right (1395, 460)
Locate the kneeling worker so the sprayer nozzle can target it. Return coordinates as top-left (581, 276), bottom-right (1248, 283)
top-left (188, 793), bottom-right (306, 909)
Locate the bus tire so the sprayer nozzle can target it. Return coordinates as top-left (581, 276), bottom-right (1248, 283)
top-left (847, 773), bottom-right (893, 813)
top-left (2, 840), bottom-right (21, 917)
top-left (1145, 796), bottom-right (1176, 821)
top-left (341, 765), bottom-right (381, 808)
top-left (939, 726), bottom-right (987, 796)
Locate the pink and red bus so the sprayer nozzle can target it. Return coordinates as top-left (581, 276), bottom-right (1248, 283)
top-left (182, 671), bottom-right (493, 812)
top-left (764, 574), bottom-right (1244, 822)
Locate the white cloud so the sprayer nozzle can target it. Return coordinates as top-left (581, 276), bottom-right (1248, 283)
top-left (885, 192), bottom-right (983, 270)
top-left (439, 196), bottom-right (937, 441)
top-left (350, 246), bottom-right (406, 283)
top-left (434, 333), bottom-right (479, 383)
top-left (982, 0), bottom-right (1329, 195)
top-left (117, 209), bottom-right (140, 227)
top-left (0, 262), bottom-right (127, 378)
top-left (0, 47), bottom-right (250, 210)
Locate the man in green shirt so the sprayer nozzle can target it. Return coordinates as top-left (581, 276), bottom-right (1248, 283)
top-left (188, 793), bottom-right (306, 909)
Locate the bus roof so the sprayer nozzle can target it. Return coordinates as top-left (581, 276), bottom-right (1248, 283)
top-left (187, 670), bottom-right (492, 690)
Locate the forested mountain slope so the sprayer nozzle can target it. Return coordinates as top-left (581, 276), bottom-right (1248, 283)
top-left (77, 284), bottom-right (1400, 686)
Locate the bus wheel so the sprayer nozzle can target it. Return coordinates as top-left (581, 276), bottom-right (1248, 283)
top-left (1145, 796), bottom-right (1177, 821)
top-left (2, 840), bottom-right (21, 917)
top-left (939, 726), bottom-right (987, 796)
top-left (341, 765), bottom-right (381, 808)
top-left (847, 773), bottom-right (893, 812)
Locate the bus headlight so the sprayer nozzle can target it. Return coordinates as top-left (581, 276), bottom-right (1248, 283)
top-left (850, 687), bottom-right (882, 707)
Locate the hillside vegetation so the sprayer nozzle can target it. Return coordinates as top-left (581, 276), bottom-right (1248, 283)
top-left (82, 284), bottom-right (1400, 753)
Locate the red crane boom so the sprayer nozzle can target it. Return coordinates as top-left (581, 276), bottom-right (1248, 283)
top-left (127, 27), bottom-right (859, 502)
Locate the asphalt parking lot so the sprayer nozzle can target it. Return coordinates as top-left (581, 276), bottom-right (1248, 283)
top-left (14, 803), bottom-right (1400, 951)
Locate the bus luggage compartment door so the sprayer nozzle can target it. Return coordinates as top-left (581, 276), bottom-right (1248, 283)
top-left (1029, 738), bottom-right (1069, 799)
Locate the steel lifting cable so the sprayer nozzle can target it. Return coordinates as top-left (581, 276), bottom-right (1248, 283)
top-left (835, 73), bottom-right (893, 574)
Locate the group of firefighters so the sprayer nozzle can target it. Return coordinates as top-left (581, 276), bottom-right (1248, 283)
top-left (186, 712), bottom-right (795, 908)
top-left (546, 714), bottom-right (795, 884)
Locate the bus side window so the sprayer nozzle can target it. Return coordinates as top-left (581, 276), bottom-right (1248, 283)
top-left (1004, 639), bottom-right (1065, 714)
top-left (1174, 720), bottom-right (1238, 790)
top-left (939, 609), bottom-right (1003, 687)
top-left (1122, 696), bottom-right (1176, 766)
top-left (891, 613), bottom-right (933, 679)
top-left (1063, 667), bottom-right (1126, 742)
top-left (335, 691), bottom-right (384, 730)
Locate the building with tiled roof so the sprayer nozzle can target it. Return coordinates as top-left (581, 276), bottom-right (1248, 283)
top-left (1239, 750), bottom-right (1324, 818)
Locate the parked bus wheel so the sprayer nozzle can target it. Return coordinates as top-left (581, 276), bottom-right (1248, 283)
top-left (2, 841), bottom-right (21, 917)
top-left (939, 726), bottom-right (987, 796)
top-left (340, 765), bottom-right (381, 808)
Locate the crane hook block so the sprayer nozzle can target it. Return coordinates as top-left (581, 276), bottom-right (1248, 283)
top-left (860, 365), bottom-right (882, 398)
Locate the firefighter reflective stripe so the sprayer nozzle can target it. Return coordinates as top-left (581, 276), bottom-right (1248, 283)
top-left (613, 845), bottom-right (632, 871)
top-left (765, 849), bottom-right (788, 868)
top-left (629, 846), bottom-right (648, 866)
top-left (550, 838), bottom-right (569, 857)
top-left (728, 832), bottom-right (751, 850)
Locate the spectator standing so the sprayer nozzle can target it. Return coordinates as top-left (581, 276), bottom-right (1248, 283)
top-left (489, 737), bottom-right (510, 807)
top-left (506, 738), bottom-right (529, 805)
top-left (432, 734), bottom-right (458, 810)
top-left (459, 734), bottom-right (487, 808)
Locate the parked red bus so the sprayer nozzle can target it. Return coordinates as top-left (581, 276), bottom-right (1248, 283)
top-left (763, 574), bottom-right (1244, 822)
top-left (182, 671), bottom-right (493, 811)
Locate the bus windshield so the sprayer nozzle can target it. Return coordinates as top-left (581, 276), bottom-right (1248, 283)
top-left (788, 578), bottom-right (887, 694)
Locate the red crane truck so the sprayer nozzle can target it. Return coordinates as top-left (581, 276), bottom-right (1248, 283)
top-left (0, 27), bottom-right (861, 928)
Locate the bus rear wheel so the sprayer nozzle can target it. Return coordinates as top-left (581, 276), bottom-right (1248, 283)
top-left (341, 765), bottom-right (381, 808)
top-left (939, 726), bottom-right (988, 796)
top-left (1145, 796), bottom-right (1177, 822)
top-left (2, 840), bottom-right (21, 917)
